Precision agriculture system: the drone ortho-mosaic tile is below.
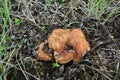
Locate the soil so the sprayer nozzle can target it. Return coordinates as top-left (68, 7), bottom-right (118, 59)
top-left (1, 0), bottom-right (120, 80)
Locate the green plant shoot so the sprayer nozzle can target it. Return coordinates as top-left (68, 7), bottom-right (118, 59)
top-left (53, 59), bottom-right (60, 68)
top-left (14, 18), bottom-right (20, 26)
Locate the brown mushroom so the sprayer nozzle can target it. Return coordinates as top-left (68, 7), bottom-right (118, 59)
top-left (37, 28), bottom-right (90, 64)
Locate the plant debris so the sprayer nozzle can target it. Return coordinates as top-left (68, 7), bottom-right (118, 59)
top-left (1, 0), bottom-right (120, 80)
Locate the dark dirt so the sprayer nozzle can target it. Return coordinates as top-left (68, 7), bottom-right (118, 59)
top-left (1, 0), bottom-right (120, 80)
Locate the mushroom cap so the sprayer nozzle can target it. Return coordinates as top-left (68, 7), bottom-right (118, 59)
top-left (48, 29), bottom-right (71, 54)
top-left (70, 29), bottom-right (90, 59)
top-left (37, 42), bottom-right (51, 60)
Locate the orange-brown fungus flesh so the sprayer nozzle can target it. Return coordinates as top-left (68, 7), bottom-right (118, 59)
top-left (37, 29), bottom-right (90, 64)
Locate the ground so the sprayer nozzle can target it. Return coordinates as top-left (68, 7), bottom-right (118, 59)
top-left (0, 0), bottom-right (120, 80)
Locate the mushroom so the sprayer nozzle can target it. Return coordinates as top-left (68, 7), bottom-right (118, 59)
top-left (37, 29), bottom-right (90, 64)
